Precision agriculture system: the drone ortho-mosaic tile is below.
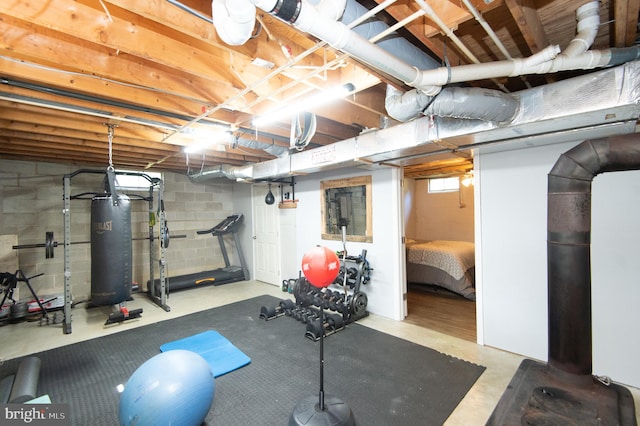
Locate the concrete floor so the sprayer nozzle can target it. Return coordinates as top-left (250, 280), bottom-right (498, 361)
top-left (1, 280), bottom-right (638, 425)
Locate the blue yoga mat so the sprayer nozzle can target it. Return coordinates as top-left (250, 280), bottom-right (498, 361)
top-left (160, 330), bottom-right (251, 377)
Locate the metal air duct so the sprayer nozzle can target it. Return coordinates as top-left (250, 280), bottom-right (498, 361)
top-left (189, 59), bottom-right (640, 182)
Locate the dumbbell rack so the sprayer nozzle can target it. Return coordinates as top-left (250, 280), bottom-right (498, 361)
top-left (260, 250), bottom-right (372, 341)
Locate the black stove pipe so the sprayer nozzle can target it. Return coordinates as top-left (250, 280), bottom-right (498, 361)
top-left (547, 133), bottom-right (640, 378)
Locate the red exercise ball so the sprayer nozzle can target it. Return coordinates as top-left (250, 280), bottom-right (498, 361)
top-left (301, 246), bottom-right (340, 288)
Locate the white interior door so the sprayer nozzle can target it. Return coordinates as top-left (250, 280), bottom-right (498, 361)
top-left (252, 184), bottom-right (281, 285)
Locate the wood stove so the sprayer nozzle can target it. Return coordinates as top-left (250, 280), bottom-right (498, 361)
top-left (487, 134), bottom-right (638, 425)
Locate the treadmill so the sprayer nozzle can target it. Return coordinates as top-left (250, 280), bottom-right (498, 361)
top-left (152, 214), bottom-right (249, 293)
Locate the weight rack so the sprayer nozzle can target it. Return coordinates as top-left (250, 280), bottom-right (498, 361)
top-left (260, 250), bottom-right (372, 340)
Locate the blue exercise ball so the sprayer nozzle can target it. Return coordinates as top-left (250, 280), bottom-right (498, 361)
top-left (119, 350), bottom-right (215, 426)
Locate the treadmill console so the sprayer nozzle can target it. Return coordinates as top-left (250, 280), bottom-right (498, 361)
top-left (196, 214), bottom-right (244, 236)
top-left (214, 214), bottom-right (243, 233)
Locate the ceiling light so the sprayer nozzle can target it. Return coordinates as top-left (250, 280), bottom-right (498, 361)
top-left (460, 171), bottom-right (474, 187)
top-left (183, 129), bottom-right (233, 154)
top-left (252, 83), bottom-right (355, 127)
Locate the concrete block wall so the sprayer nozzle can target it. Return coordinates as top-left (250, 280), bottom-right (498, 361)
top-left (0, 159), bottom-right (236, 303)
top-left (161, 172), bottom-right (237, 279)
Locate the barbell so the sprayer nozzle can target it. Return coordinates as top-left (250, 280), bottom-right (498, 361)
top-left (12, 230), bottom-right (187, 259)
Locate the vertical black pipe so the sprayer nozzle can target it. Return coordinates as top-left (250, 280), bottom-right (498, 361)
top-left (547, 133), bottom-right (640, 377)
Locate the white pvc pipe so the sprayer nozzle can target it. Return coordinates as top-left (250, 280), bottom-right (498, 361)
top-left (290, 1), bottom-right (426, 90)
top-left (524, 45), bottom-right (561, 67)
top-left (462, 0), bottom-right (511, 60)
top-left (211, 0), bottom-right (256, 46)
top-left (415, 0), bottom-right (479, 64)
top-left (253, 0), bottom-right (279, 11)
top-left (562, 1), bottom-right (600, 57)
top-left (411, 48), bottom-right (636, 89)
top-left (307, 0), bottom-right (347, 21)
top-left (247, 0), bottom-right (639, 117)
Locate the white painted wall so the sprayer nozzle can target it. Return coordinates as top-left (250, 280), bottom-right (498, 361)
top-left (477, 144), bottom-right (551, 361)
top-left (233, 182), bottom-right (253, 280)
top-left (293, 166), bottom-right (405, 320)
top-left (477, 141), bottom-right (640, 388)
top-left (403, 178), bottom-right (416, 238)
top-left (405, 178), bottom-right (474, 242)
top-left (591, 170), bottom-right (640, 388)
top-left (279, 208), bottom-right (298, 281)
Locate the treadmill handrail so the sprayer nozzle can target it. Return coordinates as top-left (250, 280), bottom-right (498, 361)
top-left (196, 228), bottom-right (215, 235)
top-left (196, 214), bottom-right (244, 236)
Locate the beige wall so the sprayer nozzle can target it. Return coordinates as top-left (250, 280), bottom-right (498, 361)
top-left (404, 178), bottom-right (474, 242)
top-left (0, 159), bottom-right (236, 302)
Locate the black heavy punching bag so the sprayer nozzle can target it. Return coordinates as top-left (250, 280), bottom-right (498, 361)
top-left (91, 195), bottom-right (133, 306)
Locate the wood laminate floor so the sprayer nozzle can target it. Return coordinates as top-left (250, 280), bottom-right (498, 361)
top-left (405, 284), bottom-right (477, 342)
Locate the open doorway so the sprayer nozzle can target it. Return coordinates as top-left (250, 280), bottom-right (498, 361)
top-left (402, 173), bottom-right (477, 342)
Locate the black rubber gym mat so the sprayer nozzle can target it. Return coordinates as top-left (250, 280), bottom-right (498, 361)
top-left (0, 295), bottom-right (485, 425)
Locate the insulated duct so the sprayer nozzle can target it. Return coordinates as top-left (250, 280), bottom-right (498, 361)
top-left (236, 137), bottom-right (290, 157)
top-left (338, 0), bottom-right (517, 122)
top-left (189, 59), bottom-right (640, 183)
top-left (207, 0), bottom-right (638, 128)
top-left (385, 85), bottom-right (518, 123)
top-left (186, 136), bottom-right (289, 182)
top-left (547, 133), bottom-right (640, 378)
top-left (200, 1), bottom-right (640, 183)
top-left (187, 163), bottom-right (253, 183)
top-left (249, 0), bottom-right (640, 102)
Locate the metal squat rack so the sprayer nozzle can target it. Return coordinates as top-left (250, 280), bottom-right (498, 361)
top-left (61, 169), bottom-right (169, 334)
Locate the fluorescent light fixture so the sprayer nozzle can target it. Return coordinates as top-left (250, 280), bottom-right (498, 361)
top-left (183, 129), bottom-right (233, 154)
top-left (252, 83), bottom-right (355, 127)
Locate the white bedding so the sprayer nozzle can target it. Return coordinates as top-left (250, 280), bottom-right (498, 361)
top-left (406, 240), bottom-right (475, 280)
top-left (406, 239), bottom-right (476, 300)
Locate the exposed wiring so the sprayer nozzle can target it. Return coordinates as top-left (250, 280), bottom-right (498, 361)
top-left (98, 0), bottom-right (113, 23)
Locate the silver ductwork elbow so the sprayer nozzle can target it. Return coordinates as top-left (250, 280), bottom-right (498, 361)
top-left (236, 137), bottom-right (290, 157)
top-left (187, 164), bottom-right (253, 183)
top-left (385, 85), bottom-right (519, 123)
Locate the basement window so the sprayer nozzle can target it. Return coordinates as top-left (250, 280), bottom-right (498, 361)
top-left (114, 170), bottom-right (163, 191)
top-left (428, 177), bottom-right (459, 193)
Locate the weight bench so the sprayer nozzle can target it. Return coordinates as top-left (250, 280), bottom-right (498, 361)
top-left (0, 356), bottom-right (41, 403)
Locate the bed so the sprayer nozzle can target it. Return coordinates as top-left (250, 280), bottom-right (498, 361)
top-left (406, 239), bottom-right (476, 301)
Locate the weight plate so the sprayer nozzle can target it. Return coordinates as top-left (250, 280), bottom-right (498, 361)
top-left (305, 319), bottom-right (323, 340)
top-left (350, 291), bottom-right (368, 317)
top-left (327, 314), bottom-right (344, 331)
top-left (280, 299), bottom-right (295, 310)
top-left (163, 227), bottom-right (170, 248)
top-left (259, 305), bottom-right (276, 320)
top-left (45, 231), bottom-right (54, 259)
top-left (293, 277), bottom-right (309, 302)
